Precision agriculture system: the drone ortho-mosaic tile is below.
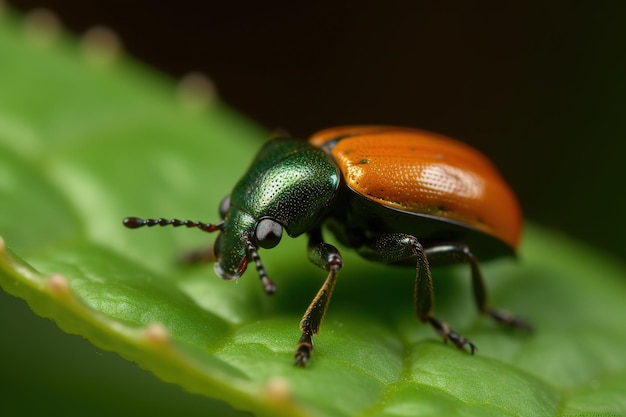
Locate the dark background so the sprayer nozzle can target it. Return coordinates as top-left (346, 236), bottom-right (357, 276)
top-left (7, 0), bottom-right (626, 260)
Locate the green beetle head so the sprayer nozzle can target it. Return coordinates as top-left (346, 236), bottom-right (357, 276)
top-left (210, 195), bottom-right (285, 293)
top-left (212, 138), bottom-right (340, 293)
top-left (124, 137), bottom-right (339, 295)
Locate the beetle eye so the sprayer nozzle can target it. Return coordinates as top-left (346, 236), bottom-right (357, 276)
top-left (255, 218), bottom-right (283, 249)
top-left (219, 195), bottom-right (231, 219)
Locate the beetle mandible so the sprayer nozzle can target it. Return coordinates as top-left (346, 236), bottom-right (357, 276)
top-left (123, 126), bottom-right (530, 366)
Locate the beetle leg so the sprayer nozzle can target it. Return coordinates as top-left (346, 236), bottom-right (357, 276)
top-left (178, 247), bottom-right (215, 264)
top-left (294, 229), bottom-right (343, 367)
top-left (424, 244), bottom-right (531, 330)
top-left (357, 234), bottom-right (477, 353)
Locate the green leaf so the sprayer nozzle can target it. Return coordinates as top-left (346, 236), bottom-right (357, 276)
top-left (1, 9), bottom-right (625, 417)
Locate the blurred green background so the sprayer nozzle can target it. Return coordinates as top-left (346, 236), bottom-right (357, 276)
top-left (7, 0), bottom-right (626, 261)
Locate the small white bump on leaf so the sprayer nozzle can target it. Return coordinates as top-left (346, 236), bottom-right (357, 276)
top-left (144, 322), bottom-right (170, 345)
top-left (47, 274), bottom-right (70, 295)
top-left (177, 72), bottom-right (217, 112)
top-left (80, 25), bottom-right (123, 66)
top-left (23, 8), bottom-right (62, 46)
top-left (264, 377), bottom-right (292, 404)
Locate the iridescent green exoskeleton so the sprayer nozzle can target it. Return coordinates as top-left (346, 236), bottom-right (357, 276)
top-left (124, 137), bottom-right (344, 365)
top-left (124, 127), bottom-right (530, 367)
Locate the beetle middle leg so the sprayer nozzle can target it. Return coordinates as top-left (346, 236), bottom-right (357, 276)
top-left (294, 229), bottom-right (343, 367)
top-left (357, 233), bottom-right (477, 353)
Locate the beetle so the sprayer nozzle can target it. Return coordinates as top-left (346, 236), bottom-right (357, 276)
top-left (123, 125), bottom-right (530, 367)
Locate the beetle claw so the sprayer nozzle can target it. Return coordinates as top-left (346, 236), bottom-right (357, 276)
top-left (294, 345), bottom-right (311, 367)
top-left (447, 331), bottom-right (477, 354)
top-left (294, 333), bottom-right (313, 367)
top-left (294, 351), bottom-right (309, 367)
top-left (427, 316), bottom-right (477, 354)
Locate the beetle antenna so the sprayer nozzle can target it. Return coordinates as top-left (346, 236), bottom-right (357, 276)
top-left (123, 217), bottom-right (224, 233)
top-left (244, 234), bottom-right (277, 295)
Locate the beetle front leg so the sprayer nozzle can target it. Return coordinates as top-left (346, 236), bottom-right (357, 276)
top-left (358, 234), bottom-right (476, 353)
top-left (294, 229), bottom-right (343, 367)
top-left (424, 244), bottom-right (531, 330)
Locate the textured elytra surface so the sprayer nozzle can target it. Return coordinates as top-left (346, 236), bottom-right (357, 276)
top-left (1, 9), bottom-right (626, 417)
top-left (316, 127), bottom-right (522, 249)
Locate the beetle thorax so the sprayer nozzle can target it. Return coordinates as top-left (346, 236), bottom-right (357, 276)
top-left (231, 138), bottom-right (340, 237)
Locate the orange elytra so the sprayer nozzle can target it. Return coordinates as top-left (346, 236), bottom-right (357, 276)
top-left (310, 126), bottom-right (522, 253)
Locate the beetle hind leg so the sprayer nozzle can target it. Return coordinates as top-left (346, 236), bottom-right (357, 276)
top-left (424, 244), bottom-right (532, 331)
top-left (358, 233), bottom-right (478, 353)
